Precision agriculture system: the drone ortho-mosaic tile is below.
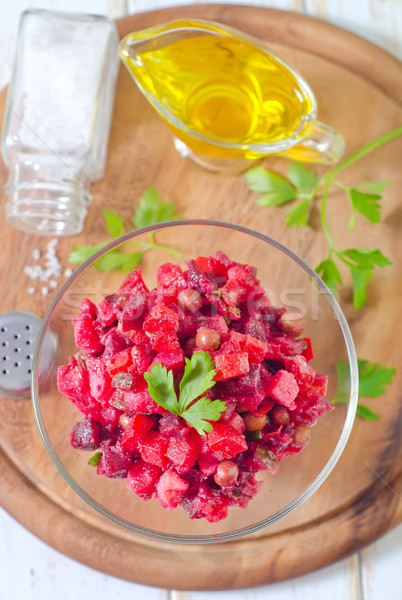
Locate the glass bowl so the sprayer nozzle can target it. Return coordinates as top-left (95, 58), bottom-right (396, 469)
top-left (32, 220), bottom-right (358, 543)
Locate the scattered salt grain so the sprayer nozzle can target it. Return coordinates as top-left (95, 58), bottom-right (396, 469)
top-left (32, 248), bottom-right (40, 261)
top-left (49, 280), bottom-right (58, 289)
top-left (27, 287), bottom-right (36, 295)
top-left (41, 286), bottom-right (49, 296)
top-left (64, 268), bottom-right (73, 278)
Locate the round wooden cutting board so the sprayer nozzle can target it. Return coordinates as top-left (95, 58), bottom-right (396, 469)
top-left (0, 4), bottom-right (401, 590)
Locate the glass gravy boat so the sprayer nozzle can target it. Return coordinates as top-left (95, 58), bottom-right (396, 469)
top-left (119, 19), bottom-right (345, 174)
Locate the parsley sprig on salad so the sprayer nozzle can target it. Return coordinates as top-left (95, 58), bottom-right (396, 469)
top-left (144, 351), bottom-right (226, 436)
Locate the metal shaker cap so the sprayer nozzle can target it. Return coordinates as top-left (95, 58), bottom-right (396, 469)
top-left (0, 311), bottom-right (55, 400)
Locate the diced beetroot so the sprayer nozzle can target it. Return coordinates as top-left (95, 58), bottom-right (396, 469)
top-left (130, 339), bottom-right (155, 375)
top-left (284, 355), bottom-right (316, 387)
top-left (143, 304), bottom-right (180, 353)
top-left (253, 398), bottom-right (275, 418)
top-left (118, 268), bottom-right (148, 295)
top-left (96, 299), bottom-right (118, 327)
top-left (96, 442), bottom-right (133, 478)
top-left (225, 363), bottom-right (272, 412)
top-left (143, 303), bottom-right (178, 335)
top-left (70, 418), bottom-right (100, 450)
top-left (155, 469), bottom-right (189, 510)
top-left (277, 336), bottom-right (308, 357)
top-left (73, 314), bottom-right (103, 354)
top-left (242, 334), bottom-right (268, 363)
top-left (99, 405), bottom-right (121, 431)
top-left (221, 266), bottom-right (259, 307)
top-left (199, 315), bottom-right (229, 337)
top-left (183, 483), bottom-right (228, 522)
top-left (138, 431), bottom-right (169, 468)
top-left (227, 331), bottom-right (267, 363)
top-left (310, 373), bottom-right (328, 396)
top-left (214, 352), bottom-right (249, 381)
top-left (150, 349), bottom-right (184, 375)
top-left (79, 298), bottom-right (97, 319)
top-left (223, 411), bottom-right (246, 433)
top-left (267, 370), bottom-right (299, 410)
top-left (225, 472), bottom-right (263, 508)
top-left (185, 259), bottom-right (215, 294)
top-left (197, 451), bottom-right (220, 476)
top-left (301, 337), bottom-right (314, 361)
top-left (105, 348), bottom-right (132, 377)
top-left (149, 331), bottom-right (180, 354)
top-left (109, 386), bottom-right (166, 415)
top-left (166, 428), bottom-right (201, 474)
top-left (86, 356), bottom-right (111, 403)
top-left (157, 263), bottom-right (187, 303)
top-left (126, 459), bottom-right (161, 499)
top-left (101, 329), bottom-right (131, 361)
top-left (57, 358), bottom-right (101, 419)
top-left (207, 423), bottom-right (247, 459)
top-left (195, 255), bottom-right (210, 272)
top-left (119, 293), bottom-right (149, 332)
top-left (158, 413), bottom-right (183, 436)
top-left (121, 413), bottom-right (155, 452)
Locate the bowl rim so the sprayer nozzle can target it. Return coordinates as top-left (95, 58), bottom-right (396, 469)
top-left (32, 219), bottom-right (358, 544)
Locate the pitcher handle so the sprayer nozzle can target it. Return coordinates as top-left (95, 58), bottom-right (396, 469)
top-left (277, 121), bottom-right (345, 165)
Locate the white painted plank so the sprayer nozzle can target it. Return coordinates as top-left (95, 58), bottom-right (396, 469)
top-left (172, 555), bottom-right (361, 600)
top-left (0, 0), bottom-right (126, 91)
top-left (126, 0), bottom-right (304, 16)
top-left (305, 0), bottom-right (402, 59)
top-left (0, 506), bottom-right (169, 600)
top-left (361, 525), bottom-right (402, 600)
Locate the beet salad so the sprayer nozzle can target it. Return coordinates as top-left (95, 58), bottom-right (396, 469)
top-left (57, 251), bottom-right (332, 523)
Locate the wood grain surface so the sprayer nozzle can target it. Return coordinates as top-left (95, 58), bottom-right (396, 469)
top-left (0, 4), bottom-right (401, 590)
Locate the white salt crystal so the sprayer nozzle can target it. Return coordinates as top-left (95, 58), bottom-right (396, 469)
top-left (41, 286), bottom-right (49, 296)
top-left (49, 280), bottom-right (58, 289)
top-left (64, 268), bottom-right (73, 278)
top-left (27, 287), bottom-right (36, 295)
top-left (32, 248), bottom-right (40, 261)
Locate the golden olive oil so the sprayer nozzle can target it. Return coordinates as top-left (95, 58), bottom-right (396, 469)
top-left (124, 30), bottom-right (312, 157)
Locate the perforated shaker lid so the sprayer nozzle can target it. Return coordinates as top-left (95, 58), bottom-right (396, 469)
top-left (0, 311), bottom-right (55, 400)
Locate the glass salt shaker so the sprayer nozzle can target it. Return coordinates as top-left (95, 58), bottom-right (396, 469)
top-left (1, 9), bottom-right (119, 236)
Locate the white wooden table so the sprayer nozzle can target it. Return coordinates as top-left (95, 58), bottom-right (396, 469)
top-left (0, 1), bottom-right (401, 598)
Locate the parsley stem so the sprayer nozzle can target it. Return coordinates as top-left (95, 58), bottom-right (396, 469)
top-left (149, 242), bottom-right (182, 257)
top-left (333, 180), bottom-right (350, 192)
top-left (320, 176), bottom-right (334, 249)
top-left (329, 126), bottom-right (402, 178)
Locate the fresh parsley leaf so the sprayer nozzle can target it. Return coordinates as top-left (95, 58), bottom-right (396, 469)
top-left (183, 396), bottom-right (226, 436)
top-left (348, 189), bottom-right (381, 227)
top-left (132, 187), bottom-right (179, 229)
top-left (95, 250), bottom-right (132, 272)
top-left (332, 358), bottom-right (396, 420)
top-left (179, 352), bottom-right (216, 412)
top-left (103, 209), bottom-right (124, 238)
top-left (315, 257), bottom-right (343, 294)
top-left (287, 161), bottom-right (319, 194)
top-left (355, 404), bottom-right (380, 421)
top-left (285, 197), bottom-right (311, 227)
top-left (245, 167), bottom-right (297, 207)
top-left (68, 242), bottom-right (108, 265)
top-left (357, 359), bottom-right (396, 397)
top-left (88, 451), bottom-right (102, 467)
top-left (144, 351), bottom-right (225, 435)
top-left (144, 363), bottom-right (179, 414)
top-left (350, 267), bottom-right (373, 311)
top-left (340, 248), bottom-right (392, 270)
top-left (358, 181), bottom-right (390, 194)
top-left (120, 251), bottom-right (145, 274)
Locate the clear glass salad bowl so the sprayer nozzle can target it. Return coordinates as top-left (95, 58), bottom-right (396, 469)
top-left (32, 220), bottom-right (358, 543)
